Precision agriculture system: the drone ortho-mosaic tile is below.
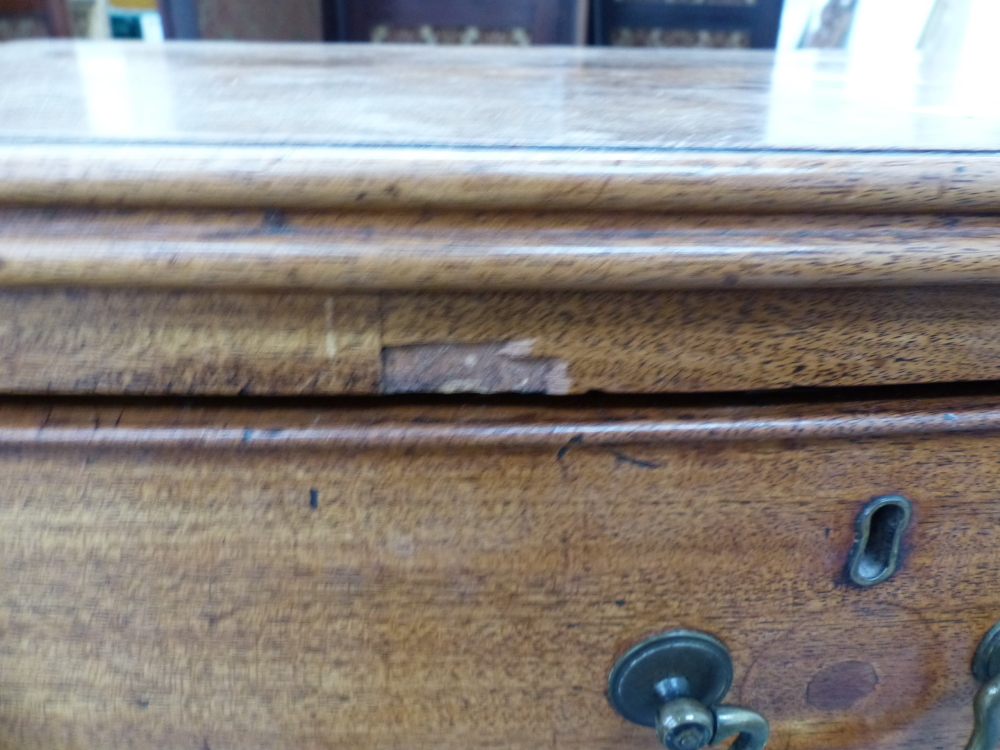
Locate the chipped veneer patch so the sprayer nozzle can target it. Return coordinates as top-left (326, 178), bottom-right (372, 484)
top-left (382, 339), bottom-right (571, 395)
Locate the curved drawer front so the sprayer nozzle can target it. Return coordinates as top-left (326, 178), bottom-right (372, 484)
top-left (0, 399), bottom-right (995, 749)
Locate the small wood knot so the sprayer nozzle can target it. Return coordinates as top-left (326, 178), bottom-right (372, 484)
top-left (806, 661), bottom-right (878, 711)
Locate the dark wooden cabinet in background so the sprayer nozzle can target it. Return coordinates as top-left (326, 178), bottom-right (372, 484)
top-left (0, 0), bottom-right (71, 36)
top-left (591, 0), bottom-right (785, 47)
top-left (155, 0), bottom-right (786, 46)
top-left (322, 0), bottom-right (585, 44)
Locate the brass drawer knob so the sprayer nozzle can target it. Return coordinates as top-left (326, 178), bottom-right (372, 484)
top-left (967, 622), bottom-right (1000, 750)
top-left (607, 630), bottom-right (769, 750)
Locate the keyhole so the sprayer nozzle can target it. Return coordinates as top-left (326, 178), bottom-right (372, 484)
top-left (845, 495), bottom-right (912, 587)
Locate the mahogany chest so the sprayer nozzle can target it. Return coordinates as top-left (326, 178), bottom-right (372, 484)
top-left (1, 39), bottom-right (1000, 750)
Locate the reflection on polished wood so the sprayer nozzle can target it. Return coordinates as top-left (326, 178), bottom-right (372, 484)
top-left (0, 42), bottom-right (999, 213)
top-left (4, 41), bottom-right (996, 150)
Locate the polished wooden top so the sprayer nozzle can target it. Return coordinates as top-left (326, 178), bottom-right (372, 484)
top-left (0, 41), bottom-right (999, 214)
top-left (3, 41), bottom-right (998, 151)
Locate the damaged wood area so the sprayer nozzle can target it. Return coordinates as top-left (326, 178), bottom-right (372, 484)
top-left (382, 340), bottom-right (570, 395)
top-left (1, 285), bottom-right (1000, 396)
top-left (3, 209), bottom-right (1000, 396)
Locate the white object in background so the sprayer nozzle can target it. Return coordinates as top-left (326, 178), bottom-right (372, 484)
top-left (87, 0), bottom-right (111, 38)
top-left (848, 0), bottom-right (937, 54)
top-left (776, 0), bottom-right (832, 49)
top-left (777, 0), bottom-right (937, 52)
top-left (139, 11), bottom-right (164, 41)
top-left (917, 0), bottom-right (1000, 118)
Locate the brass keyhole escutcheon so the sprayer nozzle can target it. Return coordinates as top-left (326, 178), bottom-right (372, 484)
top-left (845, 494), bottom-right (912, 587)
top-left (607, 630), bottom-right (769, 750)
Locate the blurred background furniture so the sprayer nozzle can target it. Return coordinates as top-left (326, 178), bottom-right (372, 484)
top-left (104, 0), bottom-right (162, 38)
top-left (322, 0), bottom-right (587, 45)
top-left (159, 0), bottom-right (322, 40)
top-left (591, 0), bottom-right (784, 47)
top-left (157, 0), bottom-right (195, 37)
top-left (0, 0), bottom-right (788, 46)
top-left (0, 0), bottom-right (71, 37)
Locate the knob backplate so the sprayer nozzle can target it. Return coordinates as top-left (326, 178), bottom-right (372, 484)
top-left (608, 630), bottom-right (734, 728)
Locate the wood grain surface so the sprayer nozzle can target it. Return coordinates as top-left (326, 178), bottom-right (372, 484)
top-left (0, 397), bottom-right (996, 750)
top-left (3, 143), bottom-right (999, 214)
top-left (2, 42), bottom-right (996, 151)
top-left (0, 290), bottom-right (382, 395)
top-left (6, 210), bottom-right (1000, 291)
top-left (3, 43), bottom-right (1000, 214)
top-left (5, 209), bottom-right (1000, 395)
top-left (5, 283), bottom-right (1000, 395)
top-left (5, 38), bottom-right (1000, 750)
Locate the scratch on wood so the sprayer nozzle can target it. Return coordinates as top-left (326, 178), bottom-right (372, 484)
top-left (556, 434), bottom-right (584, 460)
top-left (612, 452), bottom-right (662, 469)
top-left (325, 297), bottom-right (338, 358)
top-left (382, 339), bottom-right (572, 394)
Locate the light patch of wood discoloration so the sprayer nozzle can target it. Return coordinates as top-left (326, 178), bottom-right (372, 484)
top-left (382, 339), bottom-right (571, 394)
